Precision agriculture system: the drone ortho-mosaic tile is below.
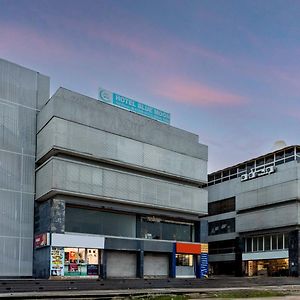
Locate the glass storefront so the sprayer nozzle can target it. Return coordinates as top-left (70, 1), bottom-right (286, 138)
top-left (141, 217), bottom-right (194, 242)
top-left (64, 248), bottom-right (99, 276)
top-left (245, 259), bottom-right (289, 277)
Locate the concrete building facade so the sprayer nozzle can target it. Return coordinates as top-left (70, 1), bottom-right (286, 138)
top-left (0, 59), bottom-right (49, 277)
top-left (33, 88), bottom-right (209, 279)
top-left (206, 145), bottom-right (300, 276)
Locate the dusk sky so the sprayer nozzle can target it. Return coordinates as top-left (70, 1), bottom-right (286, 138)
top-left (1, 0), bottom-right (300, 172)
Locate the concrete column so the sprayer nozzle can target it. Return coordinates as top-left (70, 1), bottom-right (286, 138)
top-left (100, 250), bottom-right (107, 279)
top-left (170, 244), bottom-right (176, 278)
top-left (195, 255), bottom-right (201, 278)
top-left (235, 237), bottom-right (243, 277)
top-left (50, 199), bottom-right (66, 233)
top-left (289, 230), bottom-right (299, 277)
top-left (136, 250), bottom-right (144, 278)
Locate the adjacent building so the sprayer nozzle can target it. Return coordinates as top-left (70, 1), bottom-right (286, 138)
top-left (206, 145), bottom-right (300, 277)
top-left (33, 88), bottom-right (209, 278)
top-left (0, 58), bottom-right (49, 277)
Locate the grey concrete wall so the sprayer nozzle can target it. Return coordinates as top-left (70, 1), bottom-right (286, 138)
top-left (36, 157), bottom-right (207, 215)
top-left (208, 161), bottom-right (300, 206)
top-left (0, 58), bottom-right (49, 277)
top-left (37, 117), bottom-right (207, 182)
top-left (236, 203), bottom-right (300, 232)
top-left (37, 88), bottom-right (208, 160)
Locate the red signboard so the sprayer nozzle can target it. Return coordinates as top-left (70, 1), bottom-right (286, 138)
top-left (35, 233), bottom-right (49, 248)
top-left (176, 242), bottom-right (201, 254)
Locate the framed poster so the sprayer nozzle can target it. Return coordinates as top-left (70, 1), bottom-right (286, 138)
top-left (50, 247), bottom-right (64, 276)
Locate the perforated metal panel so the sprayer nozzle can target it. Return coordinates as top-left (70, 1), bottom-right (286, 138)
top-left (37, 158), bottom-right (208, 214)
top-left (0, 59), bottom-right (50, 276)
top-left (37, 118), bottom-right (207, 182)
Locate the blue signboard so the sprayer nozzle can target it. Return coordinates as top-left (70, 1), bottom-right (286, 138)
top-left (200, 253), bottom-right (208, 278)
top-left (98, 88), bottom-right (170, 125)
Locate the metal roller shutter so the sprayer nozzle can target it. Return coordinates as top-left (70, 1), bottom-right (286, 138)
top-left (144, 253), bottom-right (169, 277)
top-left (106, 251), bottom-right (136, 278)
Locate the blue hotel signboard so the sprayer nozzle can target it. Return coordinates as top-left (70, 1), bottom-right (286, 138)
top-left (98, 88), bottom-right (170, 125)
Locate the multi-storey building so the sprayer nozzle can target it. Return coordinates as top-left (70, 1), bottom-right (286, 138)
top-left (0, 59), bottom-right (49, 277)
top-left (206, 145), bottom-right (300, 276)
top-left (33, 87), bottom-right (209, 278)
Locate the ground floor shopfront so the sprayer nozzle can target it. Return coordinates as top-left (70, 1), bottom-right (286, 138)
top-left (34, 233), bottom-right (209, 279)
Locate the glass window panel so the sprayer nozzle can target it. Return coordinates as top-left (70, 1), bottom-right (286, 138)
top-left (246, 238), bottom-right (252, 252)
top-left (275, 151), bottom-right (284, 160)
top-left (65, 207), bottom-right (136, 237)
top-left (256, 158), bottom-right (264, 167)
top-left (223, 170), bottom-right (229, 177)
top-left (272, 235), bottom-right (278, 250)
top-left (161, 221), bottom-right (192, 242)
top-left (246, 162), bottom-right (255, 172)
top-left (278, 234), bottom-right (284, 249)
top-left (284, 234), bottom-right (289, 249)
top-left (230, 168), bottom-right (237, 175)
top-left (285, 148), bottom-right (294, 157)
top-left (258, 236), bottom-right (263, 251)
top-left (208, 174), bottom-right (214, 182)
top-left (264, 236), bottom-right (271, 251)
top-left (215, 172), bottom-right (221, 179)
top-left (285, 156), bottom-right (294, 163)
top-left (253, 237), bottom-right (258, 252)
top-left (208, 218), bottom-right (235, 236)
top-left (176, 254), bottom-right (193, 266)
top-left (265, 154), bottom-right (274, 164)
top-left (275, 159), bottom-right (284, 166)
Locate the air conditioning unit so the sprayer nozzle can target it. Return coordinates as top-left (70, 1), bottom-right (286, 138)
top-left (241, 174), bottom-right (248, 181)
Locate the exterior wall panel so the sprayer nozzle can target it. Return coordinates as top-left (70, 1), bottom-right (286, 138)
top-left (37, 117), bottom-right (206, 181)
top-left (0, 59), bottom-right (49, 277)
top-left (236, 203), bottom-right (299, 232)
top-left (37, 88), bottom-right (208, 161)
top-left (36, 158), bottom-right (207, 215)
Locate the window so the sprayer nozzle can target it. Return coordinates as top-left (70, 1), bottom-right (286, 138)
top-left (272, 235), bottom-right (278, 250)
top-left (265, 154), bottom-right (274, 164)
top-left (65, 207), bottom-right (136, 238)
top-left (246, 238), bottom-right (252, 252)
top-left (209, 240), bottom-right (235, 254)
top-left (258, 236), bottom-right (263, 251)
top-left (253, 237), bottom-right (258, 252)
top-left (284, 148), bottom-right (294, 158)
top-left (208, 218), bottom-right (235, 236)
top-left (284, 234), bottom-right (289, 249)
top-left (141, 217), bottom-right (194, 242)
top-left (256, 158), bottom-right (264, 167)
top-left (176, 254), bottom-right (193, 266)
top-left (208, 197), bottom-right (235, 216)
top-left (244, 234), bottom-right (288, 253)
top-left (264, 236), bottom-right (271, 251)
top-left (278, 234), bottom-right (284, 249)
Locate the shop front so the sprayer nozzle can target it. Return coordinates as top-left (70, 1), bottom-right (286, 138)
top-left (243, 250), bottom-right (289, 277)
top-left (50, 233), bottom-right (104, 278)
top-left (175, 242), bottom-right (208, 278)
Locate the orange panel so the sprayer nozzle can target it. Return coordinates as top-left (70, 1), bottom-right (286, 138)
top-left (200, 243), bottom-right (209, 253)
top-left (176, 242), bottom-right (201, 254)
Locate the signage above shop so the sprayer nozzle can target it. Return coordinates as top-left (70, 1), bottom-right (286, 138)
top-left (98, 88), bottom-right (170, 124)
top-left (34, 233), bottom-right (49, 248)
top-left (241, 166), bottom-right (276, 182)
